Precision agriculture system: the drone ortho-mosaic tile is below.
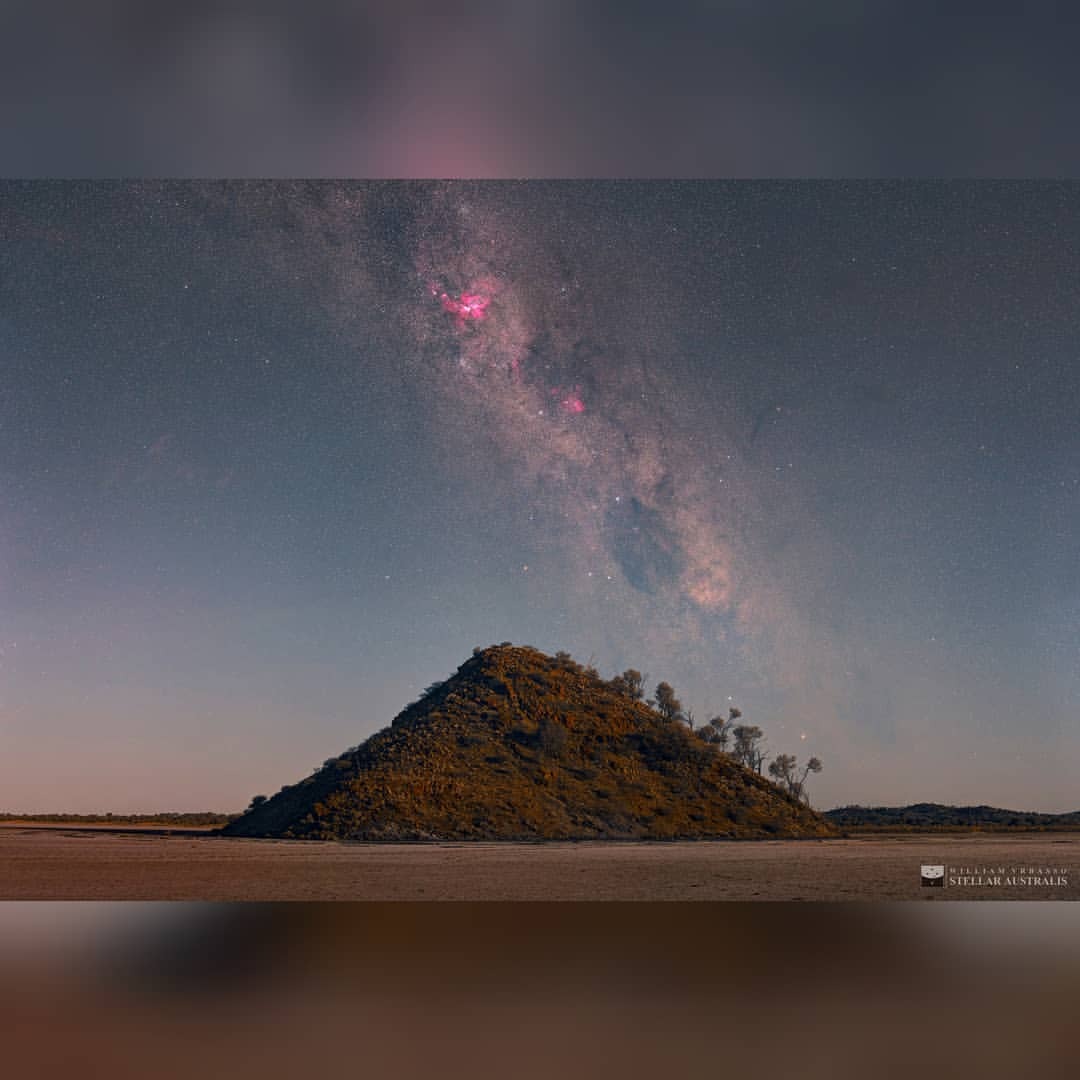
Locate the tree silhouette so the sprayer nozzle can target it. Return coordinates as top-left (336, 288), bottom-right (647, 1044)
top-left (768, 754), bottom-right (823, 804)
top-left (768, 754), bottom-right (798, 792)
top-left (652, 681), bottom-right (683, 723)
top-left (731, 724), bottom-right (766, 773)
top-left (798, 757), bottom-right (823, 804)
top-left (610, 668), bottom-right (646, 700)
top-left (708, 706), bottom-right (741, 751)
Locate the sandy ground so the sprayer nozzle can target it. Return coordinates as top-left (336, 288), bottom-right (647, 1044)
top-left (0, 825), bottom-right (1076, 899)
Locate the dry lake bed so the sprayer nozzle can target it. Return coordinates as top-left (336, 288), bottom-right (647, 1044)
top-left (1, 825), bottom-right (1077, 900)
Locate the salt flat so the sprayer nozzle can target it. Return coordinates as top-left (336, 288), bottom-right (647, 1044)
top-left (0, 825), bottom-right (1076, 900)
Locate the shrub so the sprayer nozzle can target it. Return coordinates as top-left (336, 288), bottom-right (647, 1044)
top-left (508, 724), bottom-right (534, 746)
top-left (537, 717), bottom-right (569, 757)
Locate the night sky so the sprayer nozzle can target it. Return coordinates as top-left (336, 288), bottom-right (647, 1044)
top-left (2, 181), bottom-right (1077, 813)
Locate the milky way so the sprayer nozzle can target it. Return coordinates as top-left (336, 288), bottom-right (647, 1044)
top-left (399, 186), bottom-right (759, 630)
top-left (153, 182), bottom-right (890, 787)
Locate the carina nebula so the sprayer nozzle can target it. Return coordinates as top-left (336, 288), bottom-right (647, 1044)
top-left (430, 280), bottom-right (494, 328)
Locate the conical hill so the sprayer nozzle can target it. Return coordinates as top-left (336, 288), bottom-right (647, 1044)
top-left (223, 644), bottom-right (835, 841)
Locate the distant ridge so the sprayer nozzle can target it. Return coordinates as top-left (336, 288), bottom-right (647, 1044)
top-left (826, 803), bottom-right (1080, 832)
top-left (0, 812), bottom-right (234, 826)
top-left (224, 644), bottom-right (834, 841)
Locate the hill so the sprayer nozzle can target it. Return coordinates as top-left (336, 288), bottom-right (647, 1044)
top-left (825, 803), bottom-right (1080, 832)
top-left (224, 644), bottom-right (834, 841)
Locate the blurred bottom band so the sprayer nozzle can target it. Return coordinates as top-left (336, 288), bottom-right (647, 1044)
top-left (0, 902), bottom-right (1076, 1079)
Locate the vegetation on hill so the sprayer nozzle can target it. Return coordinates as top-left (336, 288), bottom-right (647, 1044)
top-left (825, 803), bottom-right (1080, 833)
top-left (224, 643), bottom-right (834, 841)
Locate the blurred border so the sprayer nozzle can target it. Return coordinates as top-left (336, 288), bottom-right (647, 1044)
top-left (4, 1), bottom-right (1080, 176)
top-left (1, 903), bottom-right (1078, 1078)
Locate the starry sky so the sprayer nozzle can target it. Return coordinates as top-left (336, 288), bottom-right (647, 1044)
top-left (2, 181), bottom-right (1077, 814)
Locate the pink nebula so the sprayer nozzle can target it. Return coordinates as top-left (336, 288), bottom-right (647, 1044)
top-left (550, 385), bottom-right (586, 414)
top-left (435, 286), bottom-right (491, 325)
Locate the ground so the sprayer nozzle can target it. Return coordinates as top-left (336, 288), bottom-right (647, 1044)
top-left (1, 825), bottom-right (1076, 899)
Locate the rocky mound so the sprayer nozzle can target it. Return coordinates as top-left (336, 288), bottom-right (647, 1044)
top-left (224, 644), bottom-right (835, 841)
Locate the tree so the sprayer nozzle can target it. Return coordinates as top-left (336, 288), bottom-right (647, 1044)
top-left (768, 754), bottom-right (798, 793)
top-left (768, 755), bottom-right (823, 804)
top-left (798, 757), bottom-right (823, 804)
top-left (247, 794), bottom-right (268, 812)
top-left (731, 724), bottom-right (766, 772)
top-left (610, 668), bottom-right (646, 700)
top-left (652, 681), bottom-right (683, 723)
top-left (708, 706), bottom-right (741, 751)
